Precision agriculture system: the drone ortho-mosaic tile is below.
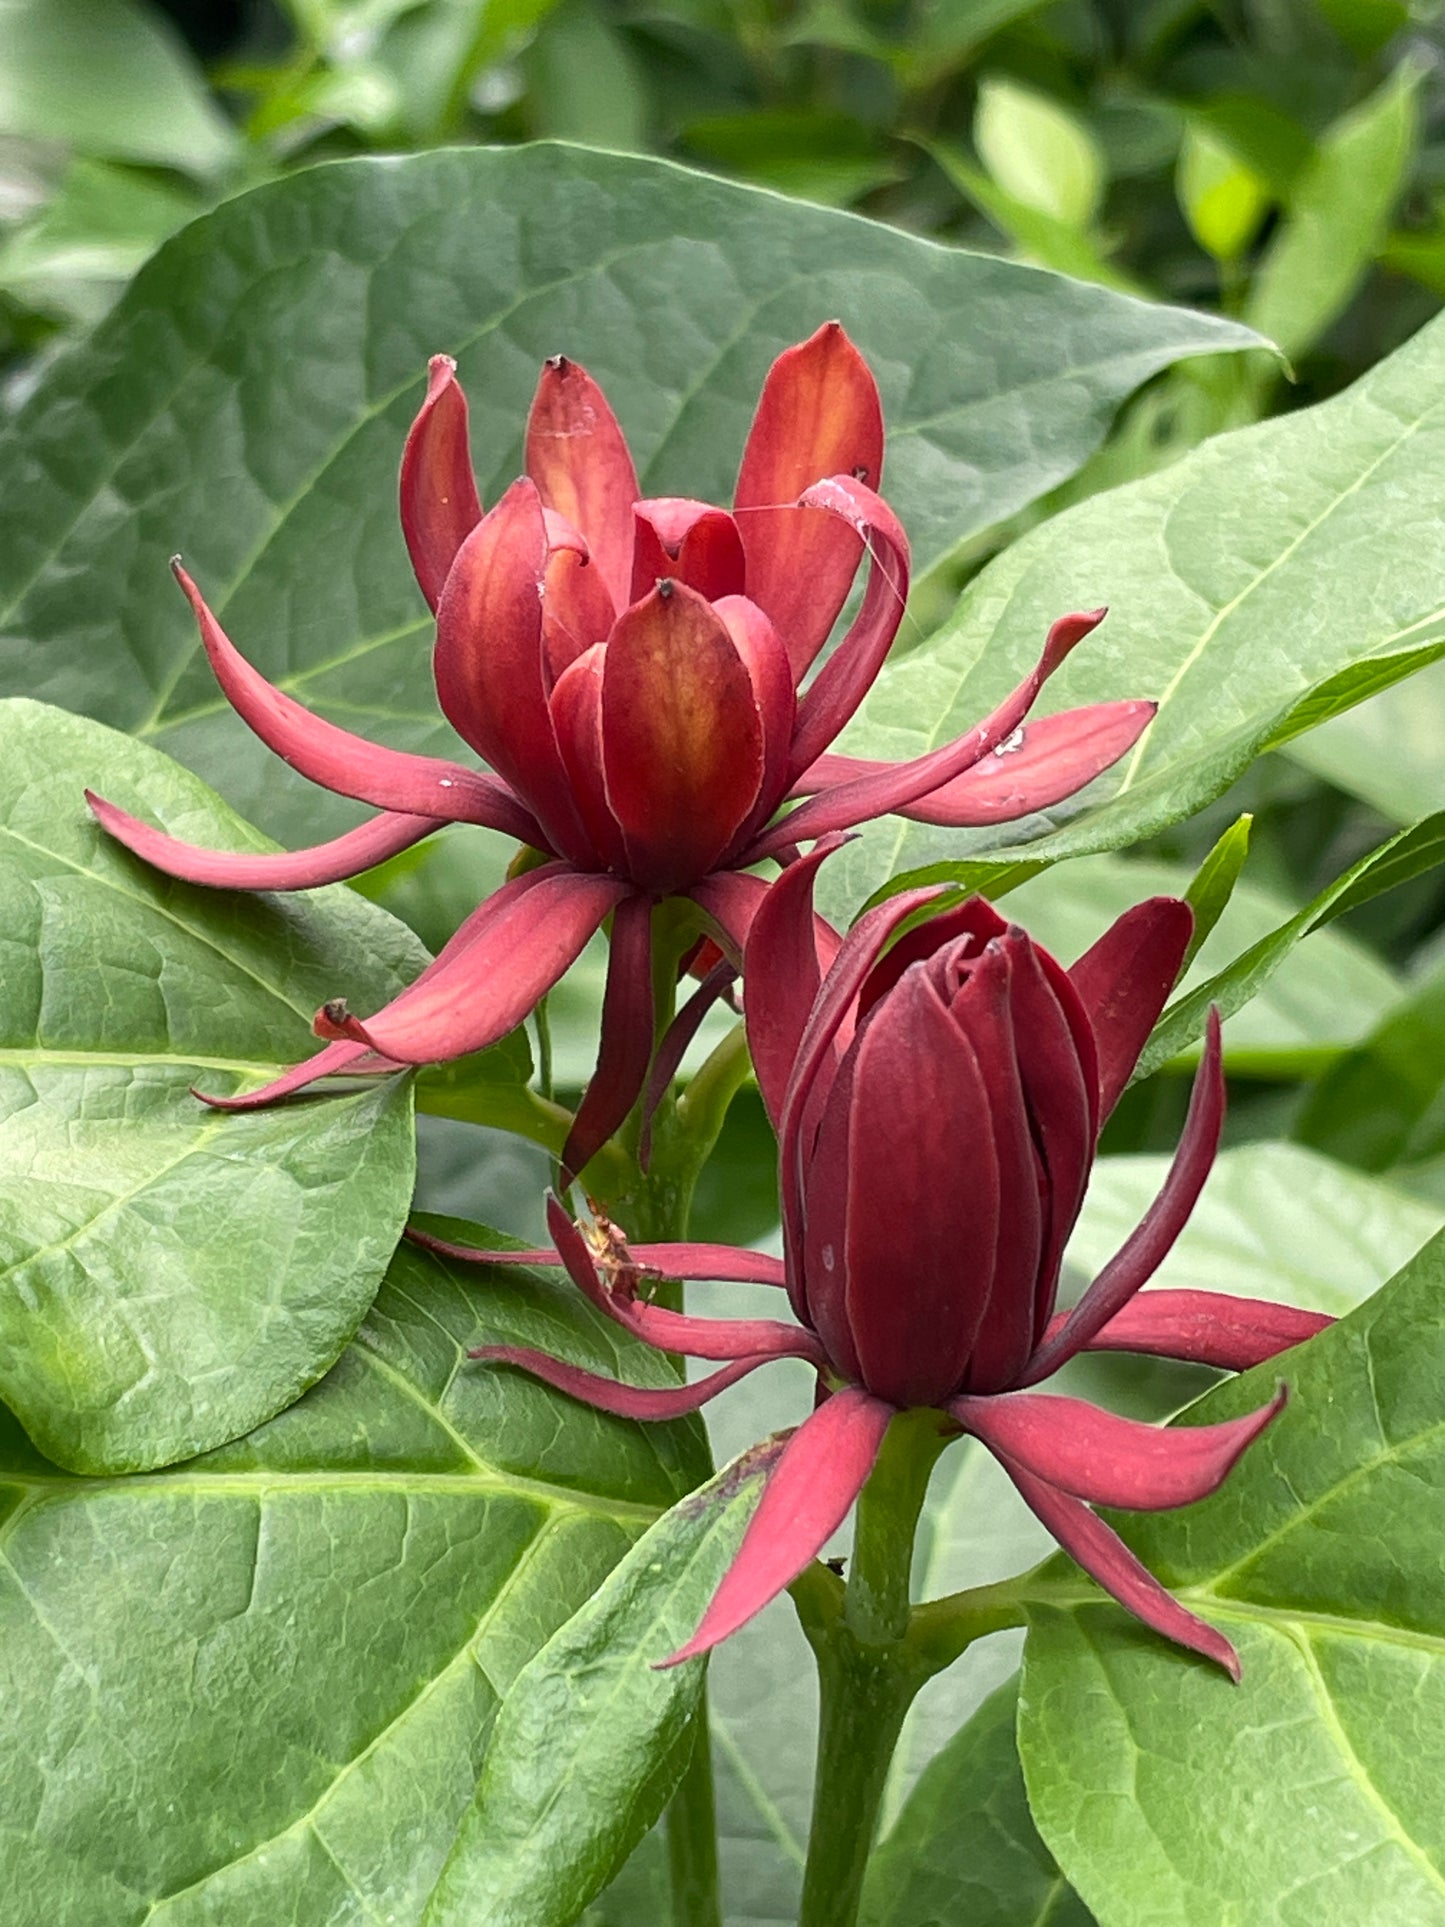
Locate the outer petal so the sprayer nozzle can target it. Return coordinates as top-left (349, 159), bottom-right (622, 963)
top-left (1022, 1012), bottom-right (1225, 1384)
top-left (952, 1386), bottom-right (1286, 1510)
top-left (561, 892), bottom-right (654, 1182)
top-left (688, 870), bottom-right (770, 966)
top-left (399, 354), bottom-right (483, 610)
top-left (86, 795), bottom-right (440, 891)
top-left (734, 323), bottom-right (885, 676)
top-left (171, 562), bottom-right (543, 840)
top-left (659, 1387), bottom-right (894, 1666)
top-left (408, 1224), bottom-right (788, 1287)
top-left (1053, 1289), bottom-right (1333, 1371)
top-left (526, 355), bottom-right (640, 614)
top-left (753, 609), bottom-right (1105, 861)
top-left (790, 701), bottom-right (1156, 825)
top-left (193, 1037), bottom-right (382, 1111)
top-left (434, 478), bottom-right (592, 859)
top-left (1070, 896), bottom-right (1194, 1121)
top-left (640, 958), bottom-right (737, 1168)
top-left (471, 1347), bottom-right (783, 1419)
top-left (601, 581), bottom-right (765, 893)
top-left (316, 865), bottom-right (627, 1064)
top-left (631, 500), bottom-right (747, 605)
top-left (742, 836), bottom-right (849, 1130)
top-left (998, 1458), bottom-right (1241, 1678)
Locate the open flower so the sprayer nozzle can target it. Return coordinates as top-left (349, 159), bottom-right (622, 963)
top-left (89, 326), bottom-right (1155, 1174)
top-left (445, 847), bottom-right (1332, 1676)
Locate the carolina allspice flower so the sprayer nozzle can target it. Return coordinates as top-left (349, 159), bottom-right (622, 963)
top-left (453, 843), bottom-right (1332, 1676)
top-left (88, 325), bottom-right (1154, 1175)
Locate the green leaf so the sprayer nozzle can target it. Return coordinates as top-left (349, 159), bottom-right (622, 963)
top-left (822, 310), bottom-right (1445, 923)
top-left (0, 699), bottom-right (427, 1473)
top-left (861, 1678), bottom-right (1092, 1927)
top-left (0, 0), bottom-right (236, 176)
top-left (1182, 813), bottom-right (1251, 969)
top-left (1068, 1144), bottom-right (1443, 1318)
top-left (1284, 657), bottom-right (1445, 825)
top-left (1018, 1224), bottom-right (1445, 1926)
top-left (1134, 813), bottom-right (1445, 1082)
top-left (1246, 60), bottom-right (1422, 362)
top-left (0, 144), bottom-right (1260, 848)
top-left (0, 158), bottom-right (200, 327)
top-left (0, 1229), bottom-right (708, 1924)
top-left (974, 79), bottom-right (1105, 230)
top-left (926, 138), bottom-right (1141, 294)
top-left (1296, 962), bottom-right (1445, 1178)
top-left (1176, 124), bottom-right (1269, 264)
top-left (424, 1441), bottom-right (778, 1926)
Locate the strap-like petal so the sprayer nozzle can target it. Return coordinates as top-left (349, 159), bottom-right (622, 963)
top-left (192, 1037), bottom-right (383, 1111)
top-left (471, 1345), bottom-right (783, 1419)
top-left (562, 892), bottom-right (655, 1182)
top-left (407, 1223), bottom-right (788, 1287)
top-left (526, 355), bottom-right (640, 614)
top-left (171, 562), bottom-right (543, 840)
top-left (954, 1385), bottom-right (1285, 1510)
top-left (659, 1387), bottom-right (894, 1666)
top-left (734, 323), bottom-right (885, 676)
top-left (315, 865), bottom-right (627, 1064)
top-left (87, 794), bottom-right (440, 891)
top-left (790, 701), bottom-right (1155, 824)
top-left (639, 958), bottom-right (737, 1169)
top-left (743, 836), bottom-right (848, 1130)
top-left (1052, 1288), bottom-right (1333, 1371)
top-left (399, 354), bottom-right (482, 611)
top-left (998, 1456), bottom-right (1241, 1678)
top-left (753, 608), bottom-right (1104, 861)
top-left (1070, 895), bottom-right (1193, 1121)
top-left (1021, 1011), bottom-right (1225, 1384)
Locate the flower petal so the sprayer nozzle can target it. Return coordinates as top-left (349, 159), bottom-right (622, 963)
top-left (734, 323), bottom-right (885, 676)
top-left (548, 644), bottom-right (628, 870)
top-left (601, 581), bottom-right (765, 893)
top-left (315, 865), bottom-right (627, 1064)
top-left (171, 562), bottom-right (543, 840)
top-left (753, 608), bottom-right (1104, 861)
top-left (562, 892), bottom-right (655, 1182)
top-left (712, 594), bottom-right (797, 841)
top-left (471, 1346), bottom-right (783, 1419)
top-left (997, 1457), bottom-right (1241, 1678)
top-left (407, 1223), bottom-right (788, 1286)
top-left (1070, 895), bottom-right (1194, 1120)
top-left (86, 794), bottom-right (441, 891)
top-left (526, 355), bottom-right (640, 613)
top-left (743, 837), bottom-right (849, 1130)
top-left (953, 1385), bottom-right (1285, 1510)
top-left (399, 354), bottom-right (482, 611)
top-left (631, 499), bottom-right (747, 605)
top-left (543, 546), bottom-right (618, 685)
top-left (659, 1387), bottom-right (894, 1666)
top-left (1052, 1289), bottom-right (1333, 1371)
top-left (192, 1037), bottom-right (382, 1111)
top-left (790, 701), bottom-right (1156, 825)
top-left (1022, 1011), bottom-right (1225, 1384)
top-left (640, 958), bottom-right (737, 1169)
top-left (688, 870), bottom-right (771, 965)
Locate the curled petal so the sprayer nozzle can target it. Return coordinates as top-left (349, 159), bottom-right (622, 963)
top-left (562, 892), bottom-right (654, 1183)
top-left (743, 836), bottom-right (850, 1130)
top-left (471, 1345), bottom-right (783, 1419)
top-left (548, 645), bottom-right (628, 871)
top-left (734, 323), bottom-right (886, 675)
top-left (713, 594), bottom-right (797, 840)
top-left (314, 865), bottom-right (626, 1064)
top-left (526, 355), bottom-right (640, 613)
top-left (1022, 1011), bottom-right (1225, 1384)
top-left (171, 562), bottom-right (543, 841)
top-left (87, 795), bottom-right (440, 891)
top-left (193, 1037), bottom-right (384, 1111)
top-left (1054, 1289), bottom-right (1333, 1371)
top-left (785, 477), bottom-right (910, 778)
top-left (688, 870), bottom-right (771, 966)
top-left (753, 608), bottom-right (1104, 861)
top-left (1070, 895), bottom-right (1194, 1121)
top-left (953, 1386), bottom-right (1286, 1511)
top-left (399, 354), bottom-right (482, 611)
top-left (407, 1223), bottom-right (788, 1287)
top-left (631, 500), bottom-right (747, 604)
top-left (640, 958), bottom-right (737, 1170)
top-left (998, 1457), bottom-right (1241, 1679)
top-left (659, 1387), bottom-right (894, 1666)
top-left (790, 701), bottom-right (1156, 825)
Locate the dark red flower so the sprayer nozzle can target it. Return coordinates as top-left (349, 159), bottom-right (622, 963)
top-left (445, 847), bottom-right (1331, 1676)
top-left (89, 326), bottom-right (1154, 1173)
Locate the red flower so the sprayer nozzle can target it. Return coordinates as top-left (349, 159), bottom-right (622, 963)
top-left (444, 846), bottom-right (1331, 1676)
top-left (89, 326), bottom-right (1154, 1174)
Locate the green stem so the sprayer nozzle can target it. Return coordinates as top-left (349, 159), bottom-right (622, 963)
top-left (666, 1710), bottom-right (724, 1927)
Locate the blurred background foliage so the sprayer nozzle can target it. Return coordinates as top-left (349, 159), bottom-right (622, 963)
top-left (3, 0), bottom-right (1443, 1195)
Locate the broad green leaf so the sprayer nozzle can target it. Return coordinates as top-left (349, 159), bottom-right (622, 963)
top-left (0, 699), bottom-right (425, 1473)
top-left (0, 1228), bottom-right (708, 1926)
top-left (0, 0), bottom-right (236, 176)
top-left (1068, 1144), bottom-right (1443, 1318)
top-left (1284, 657), bottom-right (1445, 824)
top-left (1135, 812), bottom-right (1445, 1081)
top-left (425, 1441), bottom-right (778, 1926)
top-left (862, 1678), bottom-right (1092, 1927)
top-left (1296, 962), bottom-right (1445, 1177)
top-left (523, 0), bottom-right (649, 150)
top-left (1019, 1225), bottom-right (1445, 1927)
top-left (821, 311), bottom-right (1445, 923)
top-left (1246, 61), bottom-right (1422, 363)
top-left (0, 144), bottom-right (1259, 847)
top-left (974, 79), bottom-right (1104, 230)
top-left (1004, 852), bottom-right (1403, 1078)
top-left (926, 138), bottom-right (1140, 294)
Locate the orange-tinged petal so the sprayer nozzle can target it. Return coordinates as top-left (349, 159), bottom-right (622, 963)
top-left (399, 355), bottom-right (482, 611)
top-left (526, 355), bottom-right (640, 615)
